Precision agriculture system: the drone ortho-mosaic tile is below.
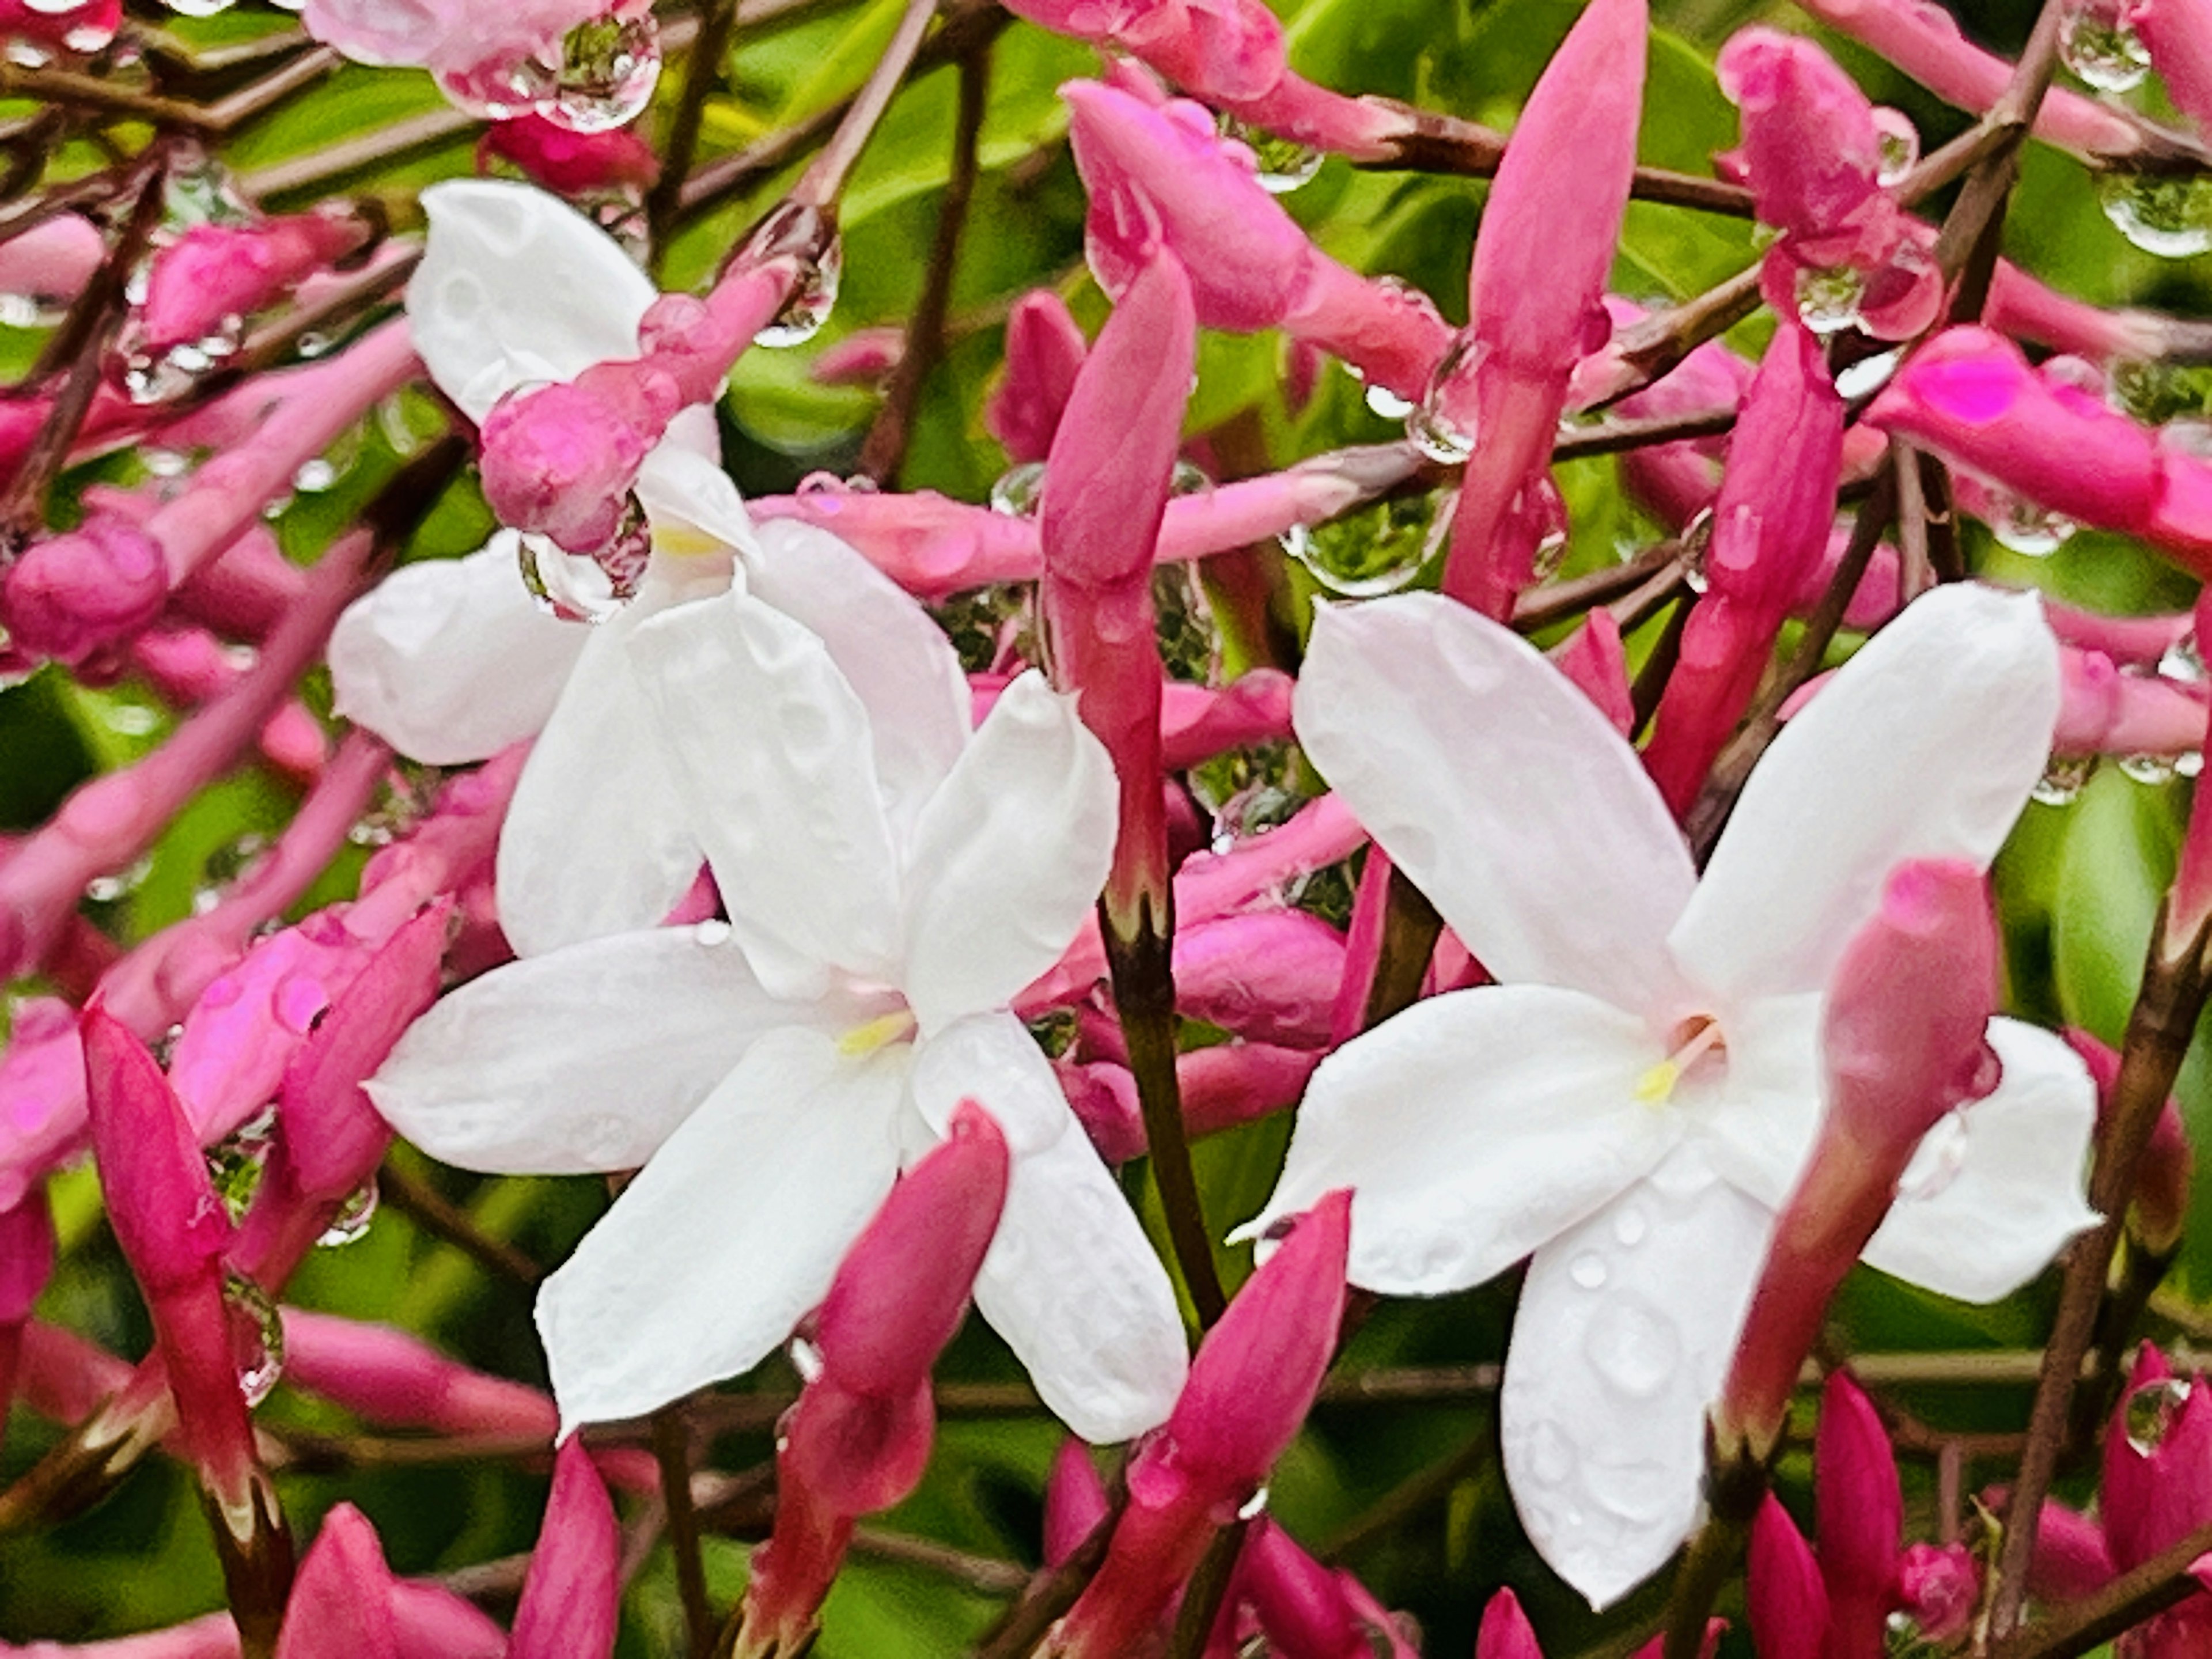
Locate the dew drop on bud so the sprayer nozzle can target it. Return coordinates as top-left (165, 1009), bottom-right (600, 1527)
top-left (1408, 332), bottom-right (1482, 463)
top-left (163, 0), bottom-right (236, 16)
top-left (2098, 173), bottom-right (2212, 259)
top-left (2033, 752), bottom-right (2097, 805)
top-left (2059, 0), bottom-right (2151, 92)
top-left (1169, 458), bottom-right (1213, 498)
top-left (1215, 112), bottom-right (1323, 194)
top-left (1236, 1484), bottom-right (1270, 1521)
top-left (2119, 752), bottom-right (2180, 785)
top-left (545, 10), bottom-right (661, 133)
top-left (223, 1271), bottom-right (286, 1407)
top-left (1872, 108), bottom-right (1919, 188)
top-left (789, 1334), bottom-right (825, 1384)
top-left (509, 499), bottom-right (647, 626)
top-left (1793, 264), bottom-right (1866, 337)
top-left (754, 235), bottom-right (843, 349)
top-left (1835, 346), bottom-right (1904, 401)
top-left (206, 1108), bottom-right (277, 1224)
top-left (2164, 635), bottom-right (2209, 685)
top-left (84, 853), bottom-right (153, 907)
top-left (988, 460), bottom-right (1047, 519)
top-left (317, 1179), bottom-right (380, 1248)
top-left (1191, 741), bottom-right (1308, 851)
top-left (1280, 487), bottom-right (1453, 598)
top-left (2125, 1375), bottom-right (2193, 1455)
top-left (1523, 475), bottom-right (1570, 582)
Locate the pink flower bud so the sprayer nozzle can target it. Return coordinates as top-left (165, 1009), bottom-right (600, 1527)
top-left (81, 1009), bottom-right (231, 1300)
top-left (2103, 1344), bottom-right (2212, 1573)
top-left (0, 1188), bottom-right (54, 1462)
top-left (1046, 1437), bottom-right (1114, 1567)
top-left (2066, 1028), bottom-right (2192, 1253)
top-left (1897, 1541), bottom-right (1978, 1643)
top-left (477, 381), bottom-right (654, 554)
top-left (1474, 1588), bottom-right (1544, 1659)
top-left (1442, 0), bottom-right (1646, 614)
top-left (276, 1505), bottom-right (401, 1659)
top-left (1720, 864), bottom-right (2000, 1452)
top-left (1179, 1043), bottom-right (1321, 1139)
top-left (0, 0), bottom-right (118, 54)
top-left (988, 291), bottom-right (1088, 461)
top-left (279, 1309), bottom-right (558, 1442)
top-left (2127, 0), bottom-right (2212, 135)
top-left (1747, 1494), bottom-right (1828, 1659)
top-left (1552, 611), bottom-right (1635, 738)
top-left (509, 1438), bottom-right (620, 1659)
top-left (2022, 1498), bottom-right (2118, 1600)
top-left (0, 214), bottom-right (104, 316)
top-left (1238, 1521), bottom-right (1378, 1659)
top-left (1172, 912), bottom-right (1342, 1048)
top-left (1816, 1373), bottom-right (1906, 1649)
top-left (479, 113), bottom-right (661, 196)
top-left (139, 212), bottom-right (374, 355)
top-left (2, 515), bottom-right (168, 667)
top-left (1718, 29), bottom-right (1888, 260)
top-left (2055, 648), bottom-right (2211, 763)
top-left (809, 326), bottom-right (907, 388)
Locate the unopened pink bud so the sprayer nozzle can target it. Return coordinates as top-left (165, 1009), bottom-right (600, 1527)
top-left (1238, 1521), bottom-right (1379, 1659)
top-left (1046, 1437), bottom-right (1113, 1567)
top-left (275, 1505), bottom-right (400, 1659)
top-left (1718, 29), bottom-right (1887, 260)
top-left (1551, 610), bottom-right (1635, 738)
top-left (139, 212), bottom-right (373, 355)
top-left (2, 515), bottom-right (168, 667)
top-left (81, 1009), bottom-right (230, 1298)
top-left (0, 214), bottom-right (104, 316)
top-left (2129, 0), bottom-right (2212, 135)
top-left (2022, 1498), bottom-right (2118, 1600)
top-left (0, 1187), bottom-right (54, 1328)
top-left (1474, 1587), bottom-right (1544, 1659)
top-left (1897, 1541), bottom-right (1977, 1643)
top-left (1171, 912), bottom-right (1342, 1048)
top-left (479, 113), bottom-right (661, 196)
top-left (1816, 1373), bottom-right (1905, 1643)
top-left (2103, 1344), bottom-right (2212, 1573)
top-left (509, 1438), bottom-right (620, 1659)
top-left (988, 290), bottom-right (1089, 462)
top-left (809, 326), bottom-right (907, 387)
top-left (478, 382), bottom-right (653, 554)
top-left (279, 1309), bottom-right (557, 1441)
top-left (1746, 1494), bottom-right (1827, 1659)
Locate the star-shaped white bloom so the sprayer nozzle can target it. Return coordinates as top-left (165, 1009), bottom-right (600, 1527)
top-left (329, 177), bottom-right (789, 959)
top-left (1241, 582), bottom-right (2097, 1607)
top-left (368, 533), bottom-right (1190, 1438)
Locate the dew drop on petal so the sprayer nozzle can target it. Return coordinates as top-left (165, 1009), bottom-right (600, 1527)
top-left (513, 527), bottom-right (628, 624)
top-left (545, 10), bottom-right (661, 133)
top-left (1569, 1251), bottom-right (1608, 1290)
top-left (2120, 752), bottom-right (2179, 785)
top-left (2033, 752), bottom-right (2097, 805)
top-left (1584, 1293), bottom-right (1681, 1400)
top-left (1408, 332), bottom-right (1482, 463)
top-left (693, 918), bottom-right (733, 947)
top-left (1216, 112), bottom-right (1323, 193)
top-left (1524, 1419), bottom-right (1574, 1486)
top-left (317, 1179), bottom-right (378, 1248)
top-left (789, 1334), bottom-right (824, 1384)
top-left (1872, 108), bottom-right (1919, 188)
top-left (1834, 346), bottom-right (1904, 401)
top-left (988, 460), bottom-right (1047, 519)
top-left (755, 235), bottom-right (843, 349)
top-left (206, 1108), bottom-right (276, 1224)
top-left (1236, 1484), bottom-right (1270, 1520)
top-left (1611, 1204), bottom-right (1648, 1248)
top-left (2126, 1376), bottom-right (2193, 1454)
top-left (2099, 173), bottom-right (2212, 260)
top-left (1279, 488), bottom-right (1454, 597)
top-left (223, 1272), bottom-right (286, 1406)
top-left (2059, 0), bottom-right (2151, 92)
top-left (1793, 264), bottom-right (1866, 338)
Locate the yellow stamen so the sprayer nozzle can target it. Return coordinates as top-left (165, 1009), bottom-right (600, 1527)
top-left (653, 524), bottom-right (725, 559)
top-left (1634, 1060), bottom-right (1681, 1104)
top-left (838, 1010), bottom-right (917, 1056)
top-left (1635, 1017), bottom-right (1726, 1107)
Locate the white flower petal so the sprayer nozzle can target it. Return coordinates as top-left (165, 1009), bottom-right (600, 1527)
top-left (1293, 596), bottom-right (1696, 1013)
top-left (1501, 1149), bottom-right (1774, 1609)
top-left (636, 446), bottom-right (759, 554)
top-left (495, 592), bottom-right (703, 958)
top-left (972, 1109), bottom-right (1188, 1443)
top-left (629, 586), bottom-right (904, 998)
top-left (901, 675), bottom-right (1115, 1032)
top-left (1694, 993), bottom-right (1825, 1211)
top-left (1862, 1018), bottom-right (2098, 1302)
top-left (408, 181), bottom-right (658, 423)
top-left (908, 1010), bottom-right (1078, 1158)
top-left (746, 518), bottom-right (972, 850)
top-left (1673, 585), bottom-right (2059, 1007)
top-left (536, 1028), bottom-right (906, 1431)
top-left (1237, 986), bottom-right (1679, 1296)
top-left (366, 927), bottom-right (857, 1173)
top-left (329, 540), bottom-right (585, 764)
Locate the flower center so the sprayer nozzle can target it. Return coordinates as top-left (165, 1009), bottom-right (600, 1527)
top-left (652, 522), bottom-right (726, 559)
top-left (1633, 1014), bottom-right (1727, 1107)
top-left (837, 1007), bottom-right (918, 1057)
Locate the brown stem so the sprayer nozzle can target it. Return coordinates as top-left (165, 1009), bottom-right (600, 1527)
top-left (244, 107), bottom-right (477, 206)
top-left (1629, 594), bottom-right (1692, 738)
top-left (1660, 1432), bottom-right (1768, 1659)
top-left (1165, 1521), bottom-right (1248, 1659)
top-left (1893, 441), bottom-right (1933, 603)
top-left (1359, 868), bottom-right (1442, 1031)
top-left (970, 1484), bottom-right (1127, 1659)
top-left (857, 41), bottom-right (988, 483)
top-left (1373, 109), bottom-right (1755, 217)
top-left (649, 0), bottom-right (747, 260)
top-left (1510, 539), bottom-right (1681, 632)
top-left (376, 1162), bottom-right (543, 1287)
top-left (657, 1406), bottom-right (718, 1659)
top-left (790, 0), bottom-right (942, 209)
top-left (1553, 406), bottom-right (1737, 461)
top-left (1987, 1517), bottom-right (2212, 1659)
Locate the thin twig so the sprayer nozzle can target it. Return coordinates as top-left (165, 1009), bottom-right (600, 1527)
top-left (656, 1407), bottom-right (718, 1659)
top-left (649, 0), bottom-right (746, 259)
top-left (790, 0), bottom-right (943, 209)
top-left (971, 1485), bottom-right (1127, 1659)
top-left (1373, 110), bottom-right (1755, 217)
top-left (377, 1162), bottom-right (544, 1286)
top-left (1987, 1517), bottom-right (2212, 1659)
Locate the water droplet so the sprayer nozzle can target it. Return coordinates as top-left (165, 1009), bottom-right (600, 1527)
top-left (273, 973), bottom-right (328, 1036)
top-left (1835, 347), bottom-right (1904, 400)
top-left (2034, 752), bottom-right (2097, 805)
top-left (1569, 1251), bottom-right (1608, 1290)
top-left (0, 290), bottom-right (65, 329)
top-left (207, 1109), bottom-right (276, 1224)
top-left (317, 1179), bottom-right (378, 1247)
top-left (511, 499), bottom-right (647, 625)
top-left (754, 234), bottom-right (843, 349)
top-left (1990, 497), bottom-right (2076, 556)
top-left (2126, 1375), bottom-right (2193, 1454)
top-left (1152, 563), bottom-right (1222, 684)
top-left (1872, 109), bottom-right (1919, 188)
top-left (223, 1272), bottom-right (285, 1406)
top-left (1362, 379), bottom-right (1415, 421)
top-left (1236, 1484), bottom-right (1270, 1520)
top-left (1524, 476), bottom-right (1570, 581)
top-left (1280, 487), bottom-right (1453, 597)
top-left (540, 9), bottom-right (661, 131)
top-left (1169, 458), bottom-right (1213, 498)
top-left (1585, 1294), bottom-right (1681, 1400)
top-left (1524, 1419), bottom-right (1574, 1486)
top-left (84, 854), bottom-right (153, 906)
top-left (164, 0), bottom-right (237, 16)
top-left (2121, 752), bottom-right (2180, 785)
top-left (693, 918), bottom-right (733, 946)
top-left (789, 1334), bottom-right (824, 1383)
top-left (2060, 0), bottom-right (2151, 91)
top-left (3, 39), bottom-right (49, 66)
top-left (988, 460), bottom-right (1047, 519)
top-left (1897, 1112), bottom-right (1971, 1201)
top-left (1408, 332), bottom-right (1483, 463)
top-left (2098, 173), bottom-right (2212, 259)
top-left (1794, 264), bottom-right (1866, 336)
top-left (1215, 113), bottom-right (1322, 193)
top-left (1191, 741), bottom-right (1308, 851)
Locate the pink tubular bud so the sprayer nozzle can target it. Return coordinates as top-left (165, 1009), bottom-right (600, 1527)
top-left (1717, 29), bottom-right (1887, 262)
top-left (2126, 0), bottom-right (2212, 135)
top-left (0, 1188), bottom-right (54, 1463)
top-left (477, 381), bottom-right (654, 553)
top-left (988, 290), bottom-right (1089, 462)
top-left (1178, 1043), bottom-right (1321, 1138)
top-left (139, 211), bottom-right (374, 355)
top-left (1746, 1494), bottom-right (1828, 1659)
top-left (2023, 1498), bottom-right (2118, 1600)
top-left (1645, 322), bottom-right (1844, 814)
top-left (1719, 863), bottom-right (1999, 1453)
top-left (1171, 911), bottom-right (1343, 1048)
top-left (2, 514), bottom-right (168, 668)
top-left (2053, 647), bottom-right (2209, 762)
top-left (1551, 610), bottom-right (1635, 738)
top-left (275, 1505), bottom-right (400, 1659)
top-left (1442, 0), bottom-right (1646, 614)
top-left (2103, 1344), bottom-right (2212, 1573)
top-left (2065, 1028), bottom-right (2192, 1253)
top-left (1816, 1373), bottom-right (1904, 1652)
top-left (2175, 586), bottom-right (2212, 946)
top-left (1897, 1541), bottom-right (1978, 1643)
top-left (81, 1010), bottom-right (230, 1299)
top-left (1238, 1520), bottom-right (1378, 1659)
top-left (278, 1309), bottom-right (558, 1442)
top-left (509, 1438), bottom-right (620, 1659)
top-left (809, 326), bottom-right (907, 387)
top-left (1046, 1437), bottom-right (1113, 1567)
top-left (0, 214), bottom-right (104, 315)
top-left (1474, 1587), bottom-right (1544, 1659)
top-left (479, 114), bottom-right (661, 196)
